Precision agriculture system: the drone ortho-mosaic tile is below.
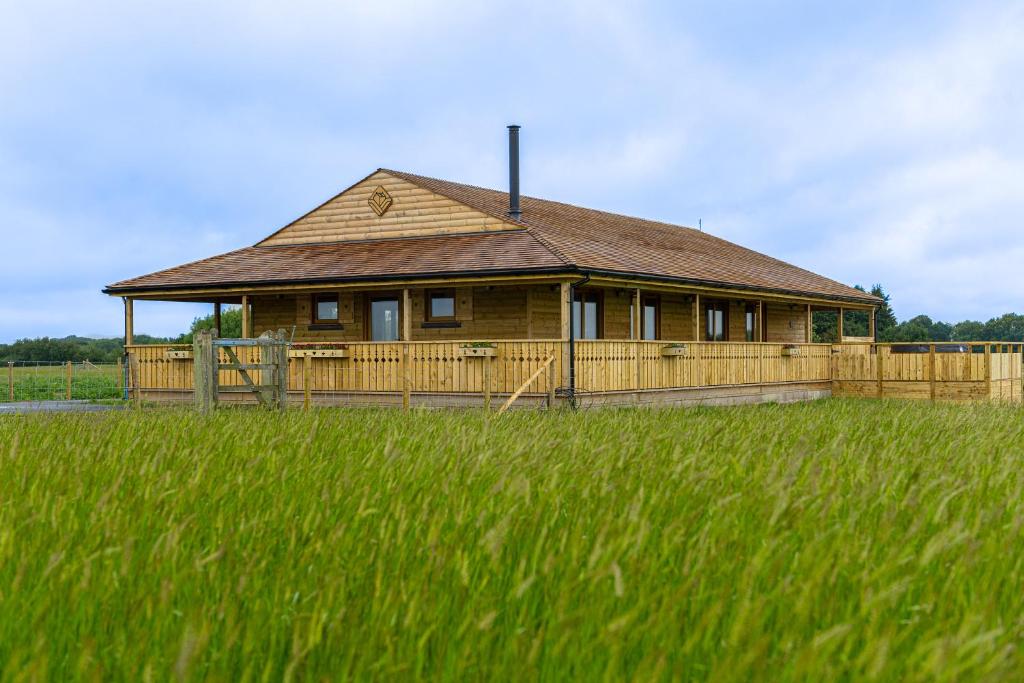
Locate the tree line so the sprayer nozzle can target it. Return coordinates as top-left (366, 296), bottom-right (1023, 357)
top-left (812, 285), bottom-right (1024, 343)
top-left (0, 309), bottom-right (243, 363)
top-left (3, 294), bottom-right (1022, 363)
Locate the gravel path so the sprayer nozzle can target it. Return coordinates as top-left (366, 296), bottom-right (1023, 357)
top-left (0, 401), bottom-right (125, 414)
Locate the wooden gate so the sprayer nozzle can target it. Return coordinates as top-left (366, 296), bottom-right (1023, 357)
top-left (193, 329), bottom-right (289, 412)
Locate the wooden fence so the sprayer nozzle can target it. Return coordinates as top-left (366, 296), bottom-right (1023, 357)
top-left (572, 341), bottom-right (832, 392)
top-left (832, 343), bottom-right (1023, 402)
top-left (125, 340), bottom-right (563, 400)
top-left (123, 340), bottom-right (1022, 405)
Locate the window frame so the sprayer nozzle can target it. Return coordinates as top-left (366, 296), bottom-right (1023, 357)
top-left (572, 289), bottom-right (604, 340)
top-left (312, 293), bottom-right (340, 325)
top-left (745, 303), bottom-right (757, 342)
top-left (704, 300), bottom-right (729, 342)
top-left (365, 293), bottom-right (401, 341)
top-left (425, 288), bottom-right (457, 323)
top-left (642, 295), bottom-right (660, 340)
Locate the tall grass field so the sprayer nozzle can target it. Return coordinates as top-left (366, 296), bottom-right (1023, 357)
top-left (1, 400), bottom-right (1022, 680)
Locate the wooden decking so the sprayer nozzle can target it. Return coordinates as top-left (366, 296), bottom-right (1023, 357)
top-left (124, 340), bottom-right (1022, 408)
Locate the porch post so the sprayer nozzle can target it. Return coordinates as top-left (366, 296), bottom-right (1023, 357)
top-left (401, 288), bottom-right (412, 341)
top-left (837, 306), bottom-right (844, 342)
top-left (805, 304), bottom-right (812, 343)
top-left (241, 295), bottom-right (250, 339)
top-left (632, 288), bottom-right (641, 340)
top-left (757, 300), bottom-right (764, 342)
top-left (123, 297), bottom-right (134, 346)
top-left (692, 294), bottom-right (701, 341)
top-left (560, 281), bottom-right (571, 390)
top-left (869, 307), bottom-right (876, 341)
top-left (214, 303), bottom-right (222, 337)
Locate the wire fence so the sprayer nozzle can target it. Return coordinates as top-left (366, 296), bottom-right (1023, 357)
top-left (4, 361), bottom-right (124, 403)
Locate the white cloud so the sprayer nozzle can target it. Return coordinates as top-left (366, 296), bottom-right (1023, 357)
top-left (1, 0), bottom-right (1024, 342)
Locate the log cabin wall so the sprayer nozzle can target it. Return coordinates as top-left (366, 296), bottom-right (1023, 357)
top-left (253, 293), bottom-right (366, 341)
top-left (411, 285), bottom-right (534, 341)
top-left (252, 284), bottom-right (564, 342)
top-left (601, 289), bottom-right (693, 340)
top-left (252, 284), bottom-right (816, 343)
top-left (660, 293), bottom-right (694, 340)
top-left (764, 303), bottom-right (807, 343)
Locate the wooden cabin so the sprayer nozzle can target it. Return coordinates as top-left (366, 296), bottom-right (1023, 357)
top-left (105, 129), bottom-right (1021, 407)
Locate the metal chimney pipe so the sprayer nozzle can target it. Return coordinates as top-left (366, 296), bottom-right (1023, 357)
top-left (507, 124), bottom-right (521, 220)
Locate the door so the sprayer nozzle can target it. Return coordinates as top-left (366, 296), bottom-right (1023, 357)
top-left (368, 296), bottom-right (400, 341)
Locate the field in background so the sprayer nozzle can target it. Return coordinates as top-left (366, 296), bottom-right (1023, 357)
top-left (3, 362), bottom-right (122, 402)
top-left (1, 401), bottom-right (1022, 680)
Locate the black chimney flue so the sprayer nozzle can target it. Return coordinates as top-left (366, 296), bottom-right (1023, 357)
top-left (507, 124), bottom-right (521, 220)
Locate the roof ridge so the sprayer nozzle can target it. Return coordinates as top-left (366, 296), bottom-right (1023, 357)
top-left (381, 167), bottom-right (705, 234)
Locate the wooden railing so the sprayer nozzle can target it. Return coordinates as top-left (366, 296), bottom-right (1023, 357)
top-left (124, 340), bottom-right (1022, 403)
top-left (125, 341), bottom-right (563, 397)
top-left (832, 343), bottom-right (1023, 401)
top-left (573, 341), bottom-right (831, 392)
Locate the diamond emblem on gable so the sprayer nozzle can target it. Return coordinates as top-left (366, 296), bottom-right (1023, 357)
top-left (368, 186), bottom-right (393, 217)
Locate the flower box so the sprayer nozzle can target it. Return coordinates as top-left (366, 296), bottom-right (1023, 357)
top-left (781, 345), bottom-right (801, 357)
top-left (289, 349), bottom-right (349, 359)
top-left (661, 345), bottom-right (688, 357)
top-left (458, 345), bottom-right (497, 358)
top-left (165, 349), bottom-right (193, 360)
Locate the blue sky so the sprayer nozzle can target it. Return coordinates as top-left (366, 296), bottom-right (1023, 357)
top-left (1, 0), bottom-right (1022, 342)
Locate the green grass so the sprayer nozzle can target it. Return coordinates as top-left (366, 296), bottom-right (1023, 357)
top-left (1, 400), bottom-right (1023, 681)
top-left (4, 364), bottom-right (122, 402)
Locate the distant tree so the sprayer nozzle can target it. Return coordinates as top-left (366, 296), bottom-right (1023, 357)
top-left (882, 315), bottom-right (953, 342)
top-left (812, 311), bottom-right (837, 343)
top-left (0, 334), bottom-right (170, 363)
top-left (951, 320), bottom-right (985, 341)
top-left (176, 307), bottom-right (243, 343)
top-left (981, 313), bottom-right (1024, 342)
top-left (870, 284), bottom-right (897, 338)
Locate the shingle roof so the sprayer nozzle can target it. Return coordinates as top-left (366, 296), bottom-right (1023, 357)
top-left (383, 170), bottom-right (877, 303)
top-left (106, 168), bottom-right (878, 304)
top-left (104, 231), bottom-right (567, 292)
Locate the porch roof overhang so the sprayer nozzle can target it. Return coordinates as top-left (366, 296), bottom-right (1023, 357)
top-left (105, 266), bottom-right (878, 310)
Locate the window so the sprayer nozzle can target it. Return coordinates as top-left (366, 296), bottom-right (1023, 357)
top-left (642, 296), bottom-right (660, 340)
top-left (368, 296), bottom-right (400, 341)
top-left (745, 304), bottom-right (757, 342)
top-left (572, 290), bottom-right (602, 339)
top-left (426, 288), bottom-right (456, 322)
top-left (313, 293), bottom-right (339, 324)
top-left (705, 301), bottom-right (728, 341)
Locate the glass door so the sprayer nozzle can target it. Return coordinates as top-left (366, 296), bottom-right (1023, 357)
top-left (369, 297), bottom-right (400, 341)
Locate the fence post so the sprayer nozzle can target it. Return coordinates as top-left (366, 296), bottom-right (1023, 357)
top-left (193, 329), bottom-right (215, 413)
top-left (547, 357), bottom-right (557, 409)
top-left (303, 354), bottom-right (312, 411)
top-left (985, 344), bottom-right (992, 401)
top-left (876, 344), bottom-right (883, 398)
top-left (483, 356), bottom-right (492, 411)
top-left (7, 361), bottom-right (12, 402)
top-left (929, 344), bottom-right (936, 401)
top-left (275, 330), bottom-right (288, 412)
top-left (129, 353), bottom-right (142, 408)
top-left (65, 361), bottom-right (72, 400)
top-left (402, 343), bottom-right (411, 412)
top-left (116, 357), bottom-right (124, 401)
